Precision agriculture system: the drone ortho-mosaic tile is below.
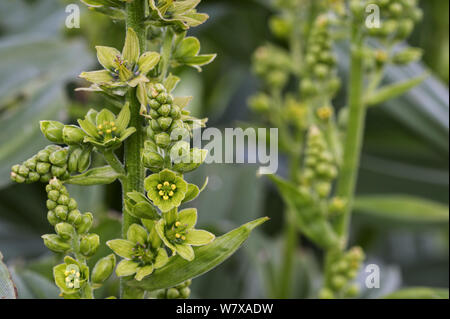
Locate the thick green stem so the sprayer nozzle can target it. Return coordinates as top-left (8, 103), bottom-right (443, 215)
top-left (122, 0), bottom-right (147, 299)
top-left (334, 27), bottom-right (365, 245)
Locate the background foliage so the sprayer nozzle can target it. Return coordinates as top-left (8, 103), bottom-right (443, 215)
top-left (0, 0), bottom-right (448, 298)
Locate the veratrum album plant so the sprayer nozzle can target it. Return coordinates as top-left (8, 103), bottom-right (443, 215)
top-left (249, 0), bottom-right (434, 298)
top-left (8, 0), bottom-right (267, 299)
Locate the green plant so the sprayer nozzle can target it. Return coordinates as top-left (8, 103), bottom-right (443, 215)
top-left (8, 0), bottom-right (267, 299)
top-left (249, 0), bottom-right (444, 299)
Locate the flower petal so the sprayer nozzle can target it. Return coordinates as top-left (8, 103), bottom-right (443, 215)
top-left (155, 219), bottom-right (176, 254)
top-left (184, 229), bottom-right (215, 246)
top-left (106, 239), bottom-right (135, 259)
top-left (79, 70), bottom-right (114, 84)
top-left (158, 169), bottom-right (177, 183)
top-left (175, 244), bottom-right (195, 261)
top-left (127, 224), bottom-right (148, 245)
top-left (115, 102), bottom-right (130, 133)
top-left (116, 260), bottom-right (139, 277)
top-left (178, 208), bottom-right (197, 229)
top-left (96, 46), bottom-right (121, 71)
top-left (118, 127), bottom-right (137, 142)
top-left (134, 265), bottom-right (154, 281)
top-left (78, 118), bottom-right (100, 138)
top-left (138, 51), bottom-right (160, 75)
top-left (96, 108), bottom-right (116, 125)
top-left (122, 27), bottom-right (140, 66)
top-left (153, 248), bottom-right (169, 269)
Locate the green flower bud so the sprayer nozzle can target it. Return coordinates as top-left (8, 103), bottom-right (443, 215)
top-left (158, 104), bottom-right (171, 117)
top-left (392, 47), bottom-right (423, 65)
top-left (51, 165), bottom-right (68, 177)
top-left (76, 213), bottom-right (93, 234)
top-left (40, 173), bottom-right (52, 183)
top-left (167, 288), bottom-right (180, 299)
top-left (315, 182), bottom-right (331, 198)
top-left (156, 92), bottom-right (168, 104)
top-left (40, 121), bottom-right (64, 144)
top-left (269, 16), bottom-right (292, 39)
top-left (68, 209), bottom-right (82, 225)
top-left (91, 254), bottom-right (116, 285)
top-left (49, 149), bottom-right (69, 166)
top-left (36, 162), bottom-right (51, 174)
top-left (47, 199), bottom-right (57, 210)
top-left (170, 105), bottom-right (181, 119)
top-left (68, 198), bottom-right (78, 211)
top-left (42, 234), bottom-right (71, 253)
top-left (248, 93), bottom-right (271, 113)
top-left (179, 287), bottom-right (191, 299)
top-left (47, 210), bottom-right (59, 226)
top-left (142, 150), bottom-right (164, 170)
top-left (74, 148), bottom-right (90, 173)
top-left (57, 194), bottom-right (69, 206)
top-left (155, 132), bottom-right (171, 148)
top-left (158, 117), bottom-right (173, 131)
top-left (37, 150), bottom-right (50, 162)
top-left (49, 178), bottom-right (63, 190)
top-left (55, 205), bottom-right (68, 220)
top-left (331, 275), bottom-right (347, 290)
top-left (55, 222), bottom-right (75, 240)
top-left (318, 288), bottom-right (334, 299)
top-left (79, 234), bottom-right (100, 257)
top-left (68, 147), bottom-right (82, 173)
top-left (345, 284), bottom-right (360, 298)
top-left (149, 99), bottom-right (160, 110)
top-left (63, 125), bottom-right (86, 145)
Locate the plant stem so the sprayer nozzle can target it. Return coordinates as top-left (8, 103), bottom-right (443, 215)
top-left (334, 26), bottom-right (365, 245)
top-left (122, 0), bottom-right (147, 299)
top-left (103, 150), bottom-right (125, 176)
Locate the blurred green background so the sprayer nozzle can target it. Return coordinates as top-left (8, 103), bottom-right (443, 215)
top-left (0, 0), bottom-right (448, 298)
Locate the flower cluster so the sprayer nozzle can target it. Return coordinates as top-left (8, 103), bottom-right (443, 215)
top-left (11, 145), bottom-right (71, 184)
top-left (300, 15), bottom-right (340, 100)
top-left (42, 178), bottom-right (115, 298)
top-left (319, 247), bottom-right (365, 299)
top-left (300, 126), bottom-right (338, 199)
top-left (252, 44), bottom-right (292, 89)
top-left (156, 280), bottom-right (192, 299)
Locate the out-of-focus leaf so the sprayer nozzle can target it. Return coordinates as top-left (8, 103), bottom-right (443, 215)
top-left (0, 251), bottom-right (17, 299)
top-left (9, 267), bottom-right (59, 299)
top-left (366, 74), bottom-right (428, 107)
top-left (353, 195), bottom-right (449, 225)
top-left (131, 217), bottom-right (269, 291)
top-left (382, 287), bottom-right (449, 299)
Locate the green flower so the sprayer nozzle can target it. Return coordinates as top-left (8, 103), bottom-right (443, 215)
top-left (107, 222), bottom-right (169, 281)
top-left (148, 0), bottom-right (209, 31)
top-left (144, 169), bottom-right (188, 212)
top-left (77, 103), bottom-right (136, 149)
top-left (53, 256), bottom-right (89, 296)
top-left (79, 28), bottom-right (160, 95)
top-left (155, 208), bottom-right (215, 261)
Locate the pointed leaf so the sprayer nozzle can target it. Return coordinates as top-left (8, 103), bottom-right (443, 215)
top-left (130, 217), bottom-right (269, 291)
top-left (106, 239), bottom-right (135, 259)
top-left (79, 70), bottom-right (114, 84)
top-left (115, 102), bottom-right (131, 132)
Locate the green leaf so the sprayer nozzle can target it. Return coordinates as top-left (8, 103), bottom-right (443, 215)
top-left (65, 166), bottom-right (122, 185)
top-left (366, 74), bottom-right (428, 107)
top-left (0, 251), bottom-right (17, 299)
top-left (130, 217), bottom-right (269, 291)
top-left (268, 175), bottom-right (339, 249)
top-left (353, 195), bottom-right (449, 224)
top-left (174, 37), bottom-right (201, 58)
top-left (382, 287), bottom-right (449, 299)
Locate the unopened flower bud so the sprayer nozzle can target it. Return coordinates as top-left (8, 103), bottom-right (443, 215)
top-left (91, 254), bottom-right (116, 285)
top-left (63, 125), bottom-right (86, 145)
top-left (167, 288), bottom-right (180, 299)
top-left (79, 233), bottom-right (100, 257)
top-left (76, 213), bottom-right (93, 234)
top-left (49, 149), bottom-right (69, 166)
top-left (42, 234), bottom-right (71, 253)
top-left (392, 48), bottom-right (422, 65)
top-left (55, 205), bottom-right (68, 220)
top-left (40, 121), bottom-right (64, 144)
top-left (155, 132), bottom-right (171, 148)
top-left (55, 222), bottom-right (75, 240)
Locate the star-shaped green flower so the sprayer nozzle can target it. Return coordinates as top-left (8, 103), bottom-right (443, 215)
top-left (77, 103), bottom-right (136, 149)
top-left (155, 208), bottom-right (215, 261)
top-left (148, 0), bottom-right (209, 31)
top-left (53, 256), bottom-right (89, 296)
top-left (79, 28), bottom-right (160, 96)
top-left (144, 169), bottom-right (188, 212)
top-left (107, 222), bottom-right (169, 281)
